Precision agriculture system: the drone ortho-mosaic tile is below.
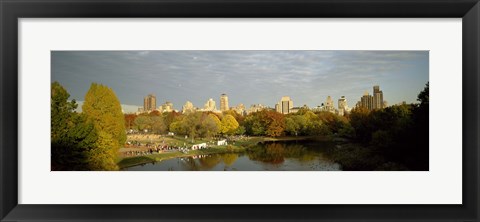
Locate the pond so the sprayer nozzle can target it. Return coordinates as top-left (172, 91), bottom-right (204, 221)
top-left (124, 140), bottom-right (342, 171)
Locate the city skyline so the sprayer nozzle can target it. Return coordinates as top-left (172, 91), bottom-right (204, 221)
top-left (52, 50), bottom-right (429, 113)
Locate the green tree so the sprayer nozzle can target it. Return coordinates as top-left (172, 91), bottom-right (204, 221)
top-left (151, 116), bottom-right (167, 134)
top-left (51, 82), bottom-right (98, 170)
top-left (134, 115), bottom-right (153, 131)
top-left (200, 114), bottom-right (222, 138)
top-left (244, 113), bottom-right (265, 135)
top-left (285, 116), bottom-right (300, 136)
top-left (51, 81), bottom-right (78, 144)
top-left (82, 83), bottom-right (126, 170)
top-left (417, 82), bottom-right (429, 106)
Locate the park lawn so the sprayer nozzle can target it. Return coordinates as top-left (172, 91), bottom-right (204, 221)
top-left (127, 134), bottom-right (214, 146)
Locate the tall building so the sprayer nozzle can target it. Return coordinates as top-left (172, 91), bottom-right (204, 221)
top-left (325, 96), bottom-right (335, 113)
top-left (275, 103), bottom-right (281, 113)
top-left (360, 91), bottom-right (374, 110)
top-left (373, 85), bottom-right (384, 109)
top-left (338, 96), bottom-right (348, 110)
top-left (338, 96), bottom-right (349, 116)
top-left (277, 96), bottom-right (293, 114)
top-left (204, 98), bottom-right (217, 111)
top-left (143, 94), bottom-right (156, 112)
top-left (220, 94), bottom-right (229, 112)
top-left (159, 101), bottom-right (174, 112)
top-left (182, 101), bottom-right (195, 113)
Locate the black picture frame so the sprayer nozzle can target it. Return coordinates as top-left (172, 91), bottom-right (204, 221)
top-left (1, 0), bottom-right (479, 221)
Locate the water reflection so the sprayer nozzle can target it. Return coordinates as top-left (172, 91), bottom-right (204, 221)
top-left (125, 140), bottom-right (341, 171)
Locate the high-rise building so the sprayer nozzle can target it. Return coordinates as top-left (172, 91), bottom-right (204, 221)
top-left (182, 101), bottom-right (195, 113)
top-left (204, 98), bottom-right (217, 111)
top-left (144, 94), bottom-right (156, 112)
top-left (338, 96), bottom-right (349, 116)
top-left (159, 101), bottom-right (174, 112)
top-left (275, 103), bottom-right (281, 113)
top-left (373, 85), bottom-right (384, 109)
top-left (220, 94), bottom-right (229, 112)
top-left (360, 91), bottom-right (374, 110)
top-left (277, 96), bottom-right (293, 114)
top-left (325, 96), bottom-right (335, 113)
top-left (357, 86), bottom-right (385, 111)
top-left (338, 96), bottom-right (348, 110)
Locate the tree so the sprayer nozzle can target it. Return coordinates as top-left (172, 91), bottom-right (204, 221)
top-left (87, 131), bottom-right (119, 170)
top-left (83, 83), bottom-right (126, 146)
top-left (51, 82), bottom-right (98, 170)
top-left (134, 115), bottom-right (153, 131)
top-left (244, 113), bottom-right (265, 136)
top-left (124, 114), bottom-right (137, 130)
top-left (200, 114), bottom-right (222, 138)
top-left (285, 116), bottom-right (300, 136)
top-left (417, 82), bottom-right (429, 106)
top-left (82, 83), bottom-right (126, 170)
top-left (51, 81), bottom-right (78, 144)
top-left (264, 111), bottom-right (285, 137)
top-left (221, 114), bottom-right (239, 135)
top-left (151, 116), bottom-right (167, 134)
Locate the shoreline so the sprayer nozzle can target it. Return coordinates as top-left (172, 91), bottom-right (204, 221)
top-left (117, 135), bottom-right (326, 169)
top-left (118, 146), bottom-right (246, 169)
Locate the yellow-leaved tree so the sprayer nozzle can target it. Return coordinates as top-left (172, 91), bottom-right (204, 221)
top-left (82, 83), bottom-right (126, 170)
top-left (221, 114), bottom-right (239, 135)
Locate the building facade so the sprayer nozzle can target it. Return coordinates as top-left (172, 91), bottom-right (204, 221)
top-left (204, 98), bottom-right (217, 111)
top-left (159, 101), bottom-right (175, 113)
top-left (373, 85), bottom-right (384, 109)
top-left (360, 91), bottom-right (374, 110)
top-left (232, 103), bottom-right (246, 115)
top-left (357, 86), bottom-right (385, 111)
top-left (220, 94), bottom-right (229, 112)
top-left (277, 96), bottom-right (293, 114)
top-left (182, 101), bottom-right (195, 113)
top-left (143, 94), bottom-right (156, 112)
top-left (338, 96), bottom-right (349, 116)
top-left (325, 96), bottom-right (335, 113)
top-left (247, 104), bottom-right (267, 114)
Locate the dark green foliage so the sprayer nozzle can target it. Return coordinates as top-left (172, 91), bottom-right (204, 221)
top-left (51, 82), bottom-right (98, 170)
top-left (343, 82), bottom-right (429, 170)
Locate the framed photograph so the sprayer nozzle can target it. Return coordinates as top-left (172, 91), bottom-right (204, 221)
top-left (1, 0), bottom-right (479, 221)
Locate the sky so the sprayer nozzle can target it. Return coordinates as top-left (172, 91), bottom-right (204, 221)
top-left (51, 51), bottom-right (429, 113)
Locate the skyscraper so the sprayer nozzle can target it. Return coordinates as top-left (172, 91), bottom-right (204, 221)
top-left (143, 94), bottom-right (156, 112)
top-left (277, 96), bottom-right (293, 114)
top-left (338, 96), bottom-right (349, 115)
top-left (204, 98), bottom-right (217, 111)
top-left (338, 96), bottom-right (348, 110)
top-left (220, 94), bottom-right (229, 112)
top-left (360, 91), bottom-right (374, 110)
top-left (373, 85), bottom-right (384, 109)
top-left (325, 96), bottom-right (335, 113)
